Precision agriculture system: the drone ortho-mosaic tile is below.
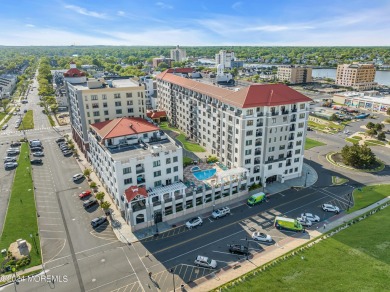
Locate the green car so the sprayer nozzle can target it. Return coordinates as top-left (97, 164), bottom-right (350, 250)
top-left (247, 192), bottom-right (266, 206)
top-left (274, 216), bottom-right (303, 232)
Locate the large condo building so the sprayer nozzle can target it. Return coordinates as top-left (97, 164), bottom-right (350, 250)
top-left (215, 50), bottom-right (242, 69)
top-left (336, 63), bottom-right (377, 90)
top-left (65, 63), bottom-right (147, 153)
top-left (277, 66), bottom-right (312, 84)
top-left (157, 69), bottom-right (312, 186)
top-left (88, 117), bottom-right (185, 230)
top-left (170, 45), bottom-right (187, 62)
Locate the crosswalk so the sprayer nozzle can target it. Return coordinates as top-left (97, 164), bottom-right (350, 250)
top-left (0, 126), bottom-right (69, 137)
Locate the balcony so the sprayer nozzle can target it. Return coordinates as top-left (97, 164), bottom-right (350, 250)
top-left (256, 132), bottom-right (263, 137)
top-left (292, 108), bottom-right (297, 113)
top-left (254, 169), bottom-right (260, 173)
top-left (255, 141), bottom-right (262, 146)
top-left (281, 110), bottom-right (289, 115)
top-left (256, 122), bottom-right (263, 127)
top-left (288, 136), bottom-right (294, 141)
top-left (291, 118), bottom-right (296, 122)
top-left (136, 167), bottom-right (145, 174)
top-left (254, 159), bottom-right (261, 164)
top-left (255, 150), bottom-right (261, 155)
top-left (289, 126), bottom-right (295, 132)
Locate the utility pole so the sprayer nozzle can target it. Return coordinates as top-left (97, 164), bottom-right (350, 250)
top-left (170, 268), bottom-right (176, 292)
top-left (347, 193), bottom-right (353, 211)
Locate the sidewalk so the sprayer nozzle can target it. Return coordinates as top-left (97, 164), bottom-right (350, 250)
top-left (190, 196), bottom-right (390, 291)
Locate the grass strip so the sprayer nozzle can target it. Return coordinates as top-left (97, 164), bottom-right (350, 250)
top-left (305, 138), bottom-right (326, 150)
top-left (19, 110), bottom-right (34, 130)
top-left (0, 142), bottom-right (41, 270)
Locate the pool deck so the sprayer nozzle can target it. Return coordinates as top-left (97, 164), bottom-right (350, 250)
top-left (183, 162), bottom-right (225, 191)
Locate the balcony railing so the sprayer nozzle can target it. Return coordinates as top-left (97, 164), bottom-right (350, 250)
top-left (292, 108), bottom-right (297, 113)
top-left (136, 167), bottom-right (145, 174)
top-left (256, 132), bottom-right (263, 137)
top-left (256, 123), bottom-right (263, 127)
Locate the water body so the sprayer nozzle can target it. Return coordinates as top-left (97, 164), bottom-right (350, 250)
top-left (312, 68), bottom-right (390, 86)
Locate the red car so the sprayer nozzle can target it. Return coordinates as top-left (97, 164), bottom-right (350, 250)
top-left (79, 190), bottom-right (92, 199)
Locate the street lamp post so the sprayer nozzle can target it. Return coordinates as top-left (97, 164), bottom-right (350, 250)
top-left (304, 171), bottom-right (309, 187)
top-left (347, 193), bottom-right (353, 211)
top-left (262, 177), bottom-right (267, 193)
top-left (170, 268), bottom-right (176, 292)
top-left (245, 236), bottom-right (249, 260)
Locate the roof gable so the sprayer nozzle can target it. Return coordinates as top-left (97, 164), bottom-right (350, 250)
top-left (125, 186), bottom-right (148, 202)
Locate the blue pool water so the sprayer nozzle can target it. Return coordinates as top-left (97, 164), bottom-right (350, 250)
top-left (192, 168), bottom-right (216, 181)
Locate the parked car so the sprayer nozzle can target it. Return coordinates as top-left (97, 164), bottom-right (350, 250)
top-left (322, 204), bottom-right (340, 214)
top-left (247, 192), bottom-right (266, 206)
top-left (211, 207), bottom-right (231, 219)
top-left (228, 244), bottom-right (249, 255)
top-left (296, 216), bottom-right (312, 227)
top-left (33, 152), bottom-right (44, 157)
top-left (4, 162), bottom-right (18, 169)
top-left (4, 157), bottom-right (17, 163)
top-left (1, 124), bottom-right (8, 130)
top-left (56, 137), bottom-right (66, 143)
top-left (63, 150), bottom-right (73, 156)
top-left (300, 213), bottom-right (320, 222)
top-left (7, 149), bottom-right (20, 155)
top-left (61, 147), bottom-right (70, 152)
top-left (83, 198), bottom-right (98, 209)
top-left (10, 142), bottom-right (21, 147)
top-left (194, 256), bottom-right (217, 269)
top-left (30, 147), bottom-right (43, 152)
top-left (91, 216), bottom-right (107, 227)
top-left (24, 109), bottom-right (27, 113)
top-left (79, 190), bottom-right (92, 199)
top-left (252, 232), bottom-right (272, 242)
top-left (185, 217), bottom-right (203, 229)
top-left (30, 159), bottom-right (43, 165)
top-left (72, 173), bottom-right (84, 182)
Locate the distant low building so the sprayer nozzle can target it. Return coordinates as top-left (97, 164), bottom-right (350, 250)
top-left (333, 91), bottom-right (390, 112)
top-left (152, 57), bottom-right (173, 68)
top-left (277, 66), bottom-right (312, 84)
top-left (336, 63), bottom-right (377, 90)
top-left (0, 74), bottom-right (17, 99)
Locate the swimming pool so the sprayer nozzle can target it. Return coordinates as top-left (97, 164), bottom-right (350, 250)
top-left (191, 166), bottom-right (201, 172)
top-left (192, 168), bottom-right (216, 181)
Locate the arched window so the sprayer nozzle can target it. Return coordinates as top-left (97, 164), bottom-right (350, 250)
top-left (136, 214), bottom-right (145, 224)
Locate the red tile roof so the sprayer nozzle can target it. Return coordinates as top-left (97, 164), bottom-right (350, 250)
top-left (146, 110), bottom-right (167, 119)
top-left (156, 71), bottom-right (311, 108)
top-left (125, 186), bottom-right (148, 202)
top-left (64, 68), bottom-right (86, 77)
top-left (90, 117), bottom-right (159, 140)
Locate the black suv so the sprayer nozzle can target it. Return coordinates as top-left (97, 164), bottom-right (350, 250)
top-left (83, 198), bottom-right (98, 209)
top-left (56, 137), bottom-right (66, 143)
top-left (228, 244), bottom-right (249, 255)
top-left (11, 142), bottom-right (21, 147)
top-left (30, 159), bottom-right (43, 165)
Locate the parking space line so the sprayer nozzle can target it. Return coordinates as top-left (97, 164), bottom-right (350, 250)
top-left (40, 230), bottom-right (64, 232)
top-left (37, 211), bottom-right (60, 213)
top-left (212, 250), bottom-right (232, 255)
top-left (85, 273), bottom-right (136, 292)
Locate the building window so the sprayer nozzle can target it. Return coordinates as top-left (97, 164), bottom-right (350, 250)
top-left (87, 112), bottom-right (90, 117)
top-left (295, 149), bottom-right (301, 154)
top-left (246, 130), bottom-right (253, 136)
top-left (93, 111), bottom-right (100, 117)
top-left (114, 93), bottom-right (121, 99)
top-left (299, 113), bottom-right (305, 119)
top-left (91, 95), bottom-right (98, 100)
top-left (84, 96), bottom-right (88, 101)
top-left (298, 122), bottom-right (304, 128)
top-left (247, 120), bottom-right (253, 126)
top-left (153, 161), bottom-right (161, 167)
top-left (127, 100), bottom-right (133, 106)
top-left (115, 101), bottom-right (121, 107)
top-left (126, 92), bottom-right (132, 98)
top-left (300, 104), bottom-right (305, 109)
top-left (154, 180), bottom-right (162, 187)
top-left (104, 110), bottom-right (109, 115)
top-left (294, 158), bottom-right (300, 163)
top-left (247, 109), bottom-right (253, 116)
top-left (154, 171), bottom-right (161, 177)
top-left (174, 175), bottom-right (179, 182)
top-left (94, 119), bottom-right (100, 123)
top-left (245, 159), bottom-right (251, 164)
top-left (268, 165), bottom-right (272, 170)
top-left (167, 168), bottom-right (171, 174)
top-left (272, 118), bottom-right (276, 123)
top-left (127, 108), bottom-right (134, 113)
top-left (102, 94), bottom-right (107, 100)
top-left (173, 156), bottom-right (178, 163)
top-left (116, 109), bottom-right (122, 114)
top-left (123, 167), bottom-right (131, 174)
top-left (173, 166), bottom-right (178, 172)
top-left (103, 102), bottom-right (108, 108)
top-left (124, 178), bottom-right (132, 185)
top-left (246, 140), bottom-right (252, 146)
top-left (166, 158), bottom-right (171, 164)
top-left (245, 149), bottom-right (251, 155)
top-left (92, 103), bottom-right (99, 108)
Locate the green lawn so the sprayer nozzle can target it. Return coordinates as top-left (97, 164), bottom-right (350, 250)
top-left (19, 110), bottom-right (34, 130)
top-left (0, 143), bottom-right (41, 270)
top-left (348, 184), bottom-right (390, 213)
top-left (221, 206), bottom-right (390, 292)
top-left (0, 112), bottom-right (7, 121)
top-left (305, 138), bottom-right (326, 150)
top-left (331, 176), bottom-right (349, 185)
top-left (346, 137), bottom-right (360, 144)
top-left (183, 156), bottom-right (193, 167)
top-left (176, 134), bottom-right (205, 152)
top-left (364, 140), bottom-right (385, 146)
top-left (159, 121), bottom-right (179, 132)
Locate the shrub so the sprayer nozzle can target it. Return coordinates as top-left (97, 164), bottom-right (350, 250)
top-left (206, 156), bottom-right (218, 163)
top-left (89, 181), bottom-right (97, 188)
top-left (249, 183), bottom-right (262, 191)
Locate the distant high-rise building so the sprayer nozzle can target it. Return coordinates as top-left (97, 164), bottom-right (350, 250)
top-left (336, 63), bottom-right (377, 90)
top-left (215, 50), bottom-right (242, 69)
top-left (152, 57), bottom-right (173, 68)
top-left (277, 66), bottom-right (312, 84)
top-left (170, 45), bottom-right (186, 62)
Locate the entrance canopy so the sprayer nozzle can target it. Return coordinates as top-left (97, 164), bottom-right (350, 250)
top-left (216, 167), bottom-right (249, 183)
top-left (148, 182), bottom-right (187, 199)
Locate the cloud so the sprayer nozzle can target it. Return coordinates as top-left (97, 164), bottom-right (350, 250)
top-left (243, 25), bottom-right (314, 32)
top-left (156, 2), bottom-right (173, 9)
top-left (232, 2), bottom-right (242, 10)
top-left (117, 11), bottom-right (126, 17)
top-left (25, 24), bottom-right (35, 28)
top-left (64, 5), bottom-right (107, 19)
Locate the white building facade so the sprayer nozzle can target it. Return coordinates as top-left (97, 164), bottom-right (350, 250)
top-left (65, 64), bottom-right (147, 154)
top-left (88, 117), bottom-right (185, 230)
top-left (170, 45), bottom-right (187, 62)
top-left (215, 50), bottom-right (236, 69)
top-left (157, 70), bottom-right (312, 186)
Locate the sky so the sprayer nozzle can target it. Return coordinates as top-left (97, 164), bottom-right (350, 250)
top-left (1, 0), bottom-right (390, 46)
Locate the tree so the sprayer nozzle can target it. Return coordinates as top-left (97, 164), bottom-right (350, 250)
top-left (50, 103), bottom-right (59, 115)
top-left (100, 201), bottom-right (111, 211)
top-left (366, 129), bottom-right (377, 137)
top-left (366, 122), bottom-right (375, 129)
top-left (377, 132), bottom-right (386, 141)
top-left (374, 123), bottom-right (384, 132)
top-left (341, 144), bottom-right (376, 169)
top-left (329, 114), bottom-right (339, 121)
top-left (95, 192), bottom-right (105, 202)
top-left (0, 99), bottom-right (10, 113)
top-left (157, 62), bottom-right (169, 70)
top-left (83, 168), bottom-right (91, 178)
